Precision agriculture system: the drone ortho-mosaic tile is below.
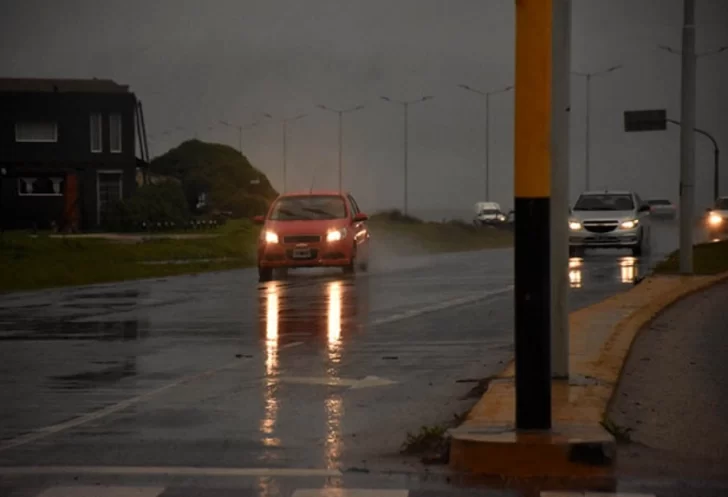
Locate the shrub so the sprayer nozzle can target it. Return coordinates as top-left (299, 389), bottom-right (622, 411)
top-left (106, 182), bottom-right (190, 231)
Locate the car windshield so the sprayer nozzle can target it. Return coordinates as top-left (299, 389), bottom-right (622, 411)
top-left (648, 199), bottom-right (671, 206)
top-left (480, 209), bottom-right (499, 215)
top-left (573, 194), bottom-right (634, 211)
top-left (269, 195), bottom-right (347, 221)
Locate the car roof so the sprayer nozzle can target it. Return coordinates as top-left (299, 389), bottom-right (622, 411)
top-left (277, 190), bottom-right (347, 198)
top-left (579, 190), bottom-right (634, 196)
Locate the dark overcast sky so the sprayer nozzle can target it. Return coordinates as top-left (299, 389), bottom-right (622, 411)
top-left (2, 0), bottom-right (727, 217)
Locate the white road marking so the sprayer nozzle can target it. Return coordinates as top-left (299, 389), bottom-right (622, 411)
top-left (36, 485), bottom-right (165, 497)
top-left (369, 285), bottom-right (513, 328)
top-left (277, 375), bottom-right (397, 389)
top-left (281, 341), bottom-right (305, 349)
top-left (0, 466), bottom-right (342, 477)
top-left (0, 360), bottom-right (241, 454)
top-left (293, 490), bottom-right (408, 497)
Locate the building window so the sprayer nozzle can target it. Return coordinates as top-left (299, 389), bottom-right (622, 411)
top-left (15, 122), bottom-right (58, 143)
top-left (109, 114), bottom-right (122, 153)
top-left (18, 176), bottom-right (64, 196)
top-left (90, 113), bottom-right (102, 153)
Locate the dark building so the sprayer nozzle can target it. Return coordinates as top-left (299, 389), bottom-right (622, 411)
top-left (0, 78), bottom-right (150, 231)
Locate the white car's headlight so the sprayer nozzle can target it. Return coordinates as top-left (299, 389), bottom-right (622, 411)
top-left (569, 221), bottom-right (582, 231)
top-left (709, 213), bottom-right (723, 226)
top-left (264, 231), bottom-right (279, 244)
top-left (326, 228), bottom-right (347, 242)
top-left (620, 219), bottom-right (639, 229)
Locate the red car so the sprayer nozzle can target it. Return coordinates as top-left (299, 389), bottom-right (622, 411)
top-left (253, 191), bottom-right (371, 282)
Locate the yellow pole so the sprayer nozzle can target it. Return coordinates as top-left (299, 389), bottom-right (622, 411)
top-left (514, 0), bottom-right (553, 429)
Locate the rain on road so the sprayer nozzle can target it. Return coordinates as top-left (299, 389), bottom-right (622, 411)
top-left (0, 220), bottom-right (681, 492)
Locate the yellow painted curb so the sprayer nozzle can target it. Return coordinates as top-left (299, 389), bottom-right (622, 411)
top-left (449, 270), bottom-right (728, 477)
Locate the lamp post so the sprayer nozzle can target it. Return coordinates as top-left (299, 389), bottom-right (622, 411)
top-left (380, 95), bottom-right (434, 216)
top-left (659, 44), bottom-right (727, 201)
top-left (571, 64), bottom-right (623, 191)
top-left (265, 113), bottom-right (307, 193)
top-left (457, 84), bottom-right (514, 200)
top-left (219, 119), bottom-right (261, 153)
top-left (316, 104), bottom-right (366, 192)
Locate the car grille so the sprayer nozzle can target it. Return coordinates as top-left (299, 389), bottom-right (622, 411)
top-left (583, 221), bottom-right (618, 234)
top-left (282, 235), bottom-right (321, 244)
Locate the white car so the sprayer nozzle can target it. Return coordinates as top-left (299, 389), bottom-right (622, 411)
top-left (568, 190), bottom-right (652, 257)
top-left (473, 201), bottom-right (507, 226)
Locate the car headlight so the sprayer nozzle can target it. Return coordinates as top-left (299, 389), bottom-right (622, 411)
top-left (264, 231), bottom-right (279, 244)
top-left (709, 213), bottom-right (723, 226)
top-left (569, 221), bottom-right (582, 231)
top-left (326, 228), bottom-right (347, 242)
top-left (497, 214), bottom-right (506, 221)
top-left (620, 219), bottom-right (639, 229)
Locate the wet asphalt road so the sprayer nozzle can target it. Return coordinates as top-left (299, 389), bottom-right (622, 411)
top-left (0, 220), bottom-right (701, 496)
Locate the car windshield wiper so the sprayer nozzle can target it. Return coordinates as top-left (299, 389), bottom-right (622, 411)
top-left (302, 207), bottom-right (336, 218)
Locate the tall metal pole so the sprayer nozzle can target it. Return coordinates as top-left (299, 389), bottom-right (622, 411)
top-left (715, 148), bottom-right (720, 201)
top-left (238, 127), bottom-right (242, 154)
top-left (514, 0), bottom-right (552, 430)
top-left (282, 120), bottom-right (287, 193)
top-left (404, 102), bottom-right (409, 216)
top-left (338, 111), bottom-right (343, 193)
top-left (551, 0), bottom-right (571, 379)
top-left (485, 93), bottom-right (491, 200)
top-left (585, 74), bottom-right (591, 191)
top-left (679, 0), bottom-right (696, 274)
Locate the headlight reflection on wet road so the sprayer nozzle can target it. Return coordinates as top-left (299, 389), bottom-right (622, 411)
top-left (569, 257), bottom-right (583, 289)
top-left (261, 282), bottom-right (280, 450)
top-left (325, 280), bottom-right (344, 470)
top-left (619, 256), bottom-right (638, 284)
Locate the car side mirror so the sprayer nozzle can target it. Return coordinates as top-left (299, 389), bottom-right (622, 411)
top-left (353, 213), bottom-right (368, 222)
top-left (252, 215), bottom-right (265, 225)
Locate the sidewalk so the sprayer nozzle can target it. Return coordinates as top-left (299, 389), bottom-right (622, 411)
top-left (449, 271), bottom-right (728, 478)
top-left (610, 280), bottom-right (728, 481)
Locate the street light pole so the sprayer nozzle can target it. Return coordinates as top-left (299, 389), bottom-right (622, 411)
top-left (380, 95), bottom-right (434, 216)
top-left (272, 113), bottom-right (307, 193)
top-left (658, 44), bottom-right (727, 202)
top-left (220, 120), bottom-right (260, 154)
top-left (316, 104), bottom-right (365, 192)
top-left (458, 84), bottom-right (514, 200)
top-left (679, 0), bottom-right (697, 275)
top-left (572, 64), bottom-right (622, 191)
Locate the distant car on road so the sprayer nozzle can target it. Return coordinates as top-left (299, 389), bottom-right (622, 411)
top-left (253, 191), bottom-right (371, 282)
top-left (646, 198), bottom-right (676, 219)
top-left (705, 196), bottom-right (728, 240)
top-left (473, 201), bottom-right (507, 227)
top-left (568, 190), bottom-right (652, 257)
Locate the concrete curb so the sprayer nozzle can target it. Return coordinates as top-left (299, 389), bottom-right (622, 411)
top-left (449, 270), bottom-right (728, 478)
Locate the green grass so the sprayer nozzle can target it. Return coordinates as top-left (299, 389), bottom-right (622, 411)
top-left (654, 239), bottom-right (728, 275)
top-left (0, 216), bottom-right (513, 293)
top-left (0, 220), bottom-right (259, 293)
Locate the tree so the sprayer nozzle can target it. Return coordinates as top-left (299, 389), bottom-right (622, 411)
top-left (150, 140), bottom-right (278, 217)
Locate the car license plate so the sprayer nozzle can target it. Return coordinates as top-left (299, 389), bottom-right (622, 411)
top-left (292, 248), bottom-right (311, 259)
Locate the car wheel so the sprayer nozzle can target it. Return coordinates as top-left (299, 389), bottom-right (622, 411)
top-left (258, 267), bottom-right (273, 283)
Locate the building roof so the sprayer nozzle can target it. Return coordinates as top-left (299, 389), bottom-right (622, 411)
top-left (0, 78), bottom-right (130, 94)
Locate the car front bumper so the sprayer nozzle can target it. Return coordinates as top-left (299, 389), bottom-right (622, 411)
top-left (258, 240), bottom-right (354, 268)
top-left (569, 228), bottom-right (640, 248)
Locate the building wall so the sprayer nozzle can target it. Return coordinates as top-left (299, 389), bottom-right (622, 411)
top-left (0, 91), bottom-right (139, 230)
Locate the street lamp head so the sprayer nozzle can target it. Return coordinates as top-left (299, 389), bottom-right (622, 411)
top-left (606, 64), bottom-right (623, 73)
top-left (421, 96), bottom-right (434, 102)
top-left (354, 105), bottom-right (365, 111)
top-left (316, 104), bottom-right (328, 111)
top-left (262, 113), bottom-right (273, 119)
top-left (458, 84), bottom-right (472, 91)
top-left (380, 96), bottom-right (392, 102)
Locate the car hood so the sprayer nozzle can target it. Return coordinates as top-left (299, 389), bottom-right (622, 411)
top-left (264, 218), bottom-right (349, 235)
top-left (570, 210), bottom-right (636, 222)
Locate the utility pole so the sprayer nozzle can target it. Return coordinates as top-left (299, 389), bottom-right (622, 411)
top-left (514, 0), bottom-right (553, 429)
top-left (316, 104), bottom-right (365, 192)
top-left (458, 84), bottom-right (514, 201)
top-left (679, 0), bottom-right (696, 275)
top-left (551, 0), bottom-right (571, 380)
top-left (381, 95), bottom-right (434, 216)
top-left (572, 64), bottom-right (622, 191)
